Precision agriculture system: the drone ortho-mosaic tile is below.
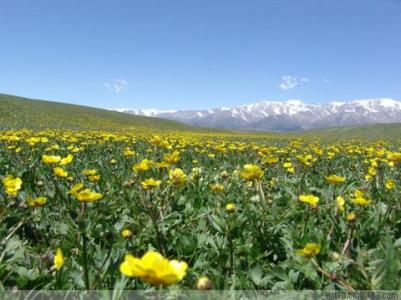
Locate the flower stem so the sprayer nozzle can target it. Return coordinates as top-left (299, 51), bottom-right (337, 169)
top-left (80, 202), bottom-right (90, 290)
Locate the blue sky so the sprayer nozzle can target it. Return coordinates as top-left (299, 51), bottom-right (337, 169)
top-left (1, 0), bottom-right (401, 110)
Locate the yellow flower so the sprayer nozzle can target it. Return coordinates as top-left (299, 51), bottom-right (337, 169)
top-left (68, 183), bottom-right (84, 196)
top-left (297, 154), bottom-right (316, 167)
top-left (69, 183), bottom-right (102, 202)
top-left (326, 175), bottom-right (346, 184)
top-left (263, 156), bottom-right (279, 165)
top-left (225, 203), bottom-right (236, 213)
top-left (168, 168), bottom-right (188, 186)
top-left (133, 159), bottom-right (153, 173)
top-left (141, 178), bottom-right (162, 190)
top-left (26, 196), bottom-right (47, 207)
top-left (351, 197), bottom-right (371, 206)
top-left (353, 190), bottom-right (365, 198)
top-left (283, 162), bottom-right (295, 173)
top-left (83, 169), bottom-right (100, 182)
top-left (286, 167), bottom-right (295, 173)
top-left (123, 148), bottom-right (136, 157)
top-left (336, 196), bottom-right (345, 212)
top-left (347, 212), bottom-right (356, 221)
top-left (121, 229), bottom-right (133, 238)
top-left (83, 169), bottom-right (97, 176)
top-left (88, 174), bottom-right (100, 182)
top-left (209, 183), bottom-right (224, 193)
top-left (240, 164), bottom-right (264, 181)
top-left (119, 251), bottom-right (188, 286)
top-left (163, 150), bottom-right (180, 165)
top-left (387, 152), bottom-right (401, 163)
top-left (54, 248), bottom-right (64, 271)
top-left (59, 154), bottom-right (73, 166)
top-left (299, 194), bottom-right (319, 208)
top-left (53, 167), bottom-right (68, 178)
top-left (367, 166), bottom-right (377, 177)
top-left (385, 179), bottom-right (395, 190)
top-left (75, 189), bottom-right (103, 202)
top-left (42, 155), bottom-right (61, 164)
top-left (2, 175), bottom-right (22, 197)
top-left (296, 243), bottom-right (321, 258)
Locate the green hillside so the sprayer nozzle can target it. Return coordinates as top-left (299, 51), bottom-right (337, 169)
top-left (292, 123), bottom-right (401, 141)
top-left (0, 93), bottom-right (194, 132)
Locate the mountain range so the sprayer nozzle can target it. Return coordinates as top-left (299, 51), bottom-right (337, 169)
top-left (114, 98), bottom-right (401, 131)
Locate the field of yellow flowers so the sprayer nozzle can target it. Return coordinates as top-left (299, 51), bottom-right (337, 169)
top-left (1, 129), bottom-right (401, 290)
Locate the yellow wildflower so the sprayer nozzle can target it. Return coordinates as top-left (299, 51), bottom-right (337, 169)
top-left (385, 179), bottom-right (395, 190)
top-left (119, 251), bottom-right (188, 286)
top-left (351, 197), bottom-right (371, 206)
top-left (297, 154), bottom-right (316, 167)
top-left (141, 178), bottom-right (162, 190)
top-left (26, 196), bottom-right (47, 207)
top-left (326, 175), bottom-right (346, 184)
top-left (59, 154), bottom-right (73, 166)
top-left (68, 183), bottom-right (84, 196)
top-left (163, 150), bottom-right (180, 165)
top-left (209, 183), bottom-right (224, 193)
top-left (299, 194), bottom-right (319, 208)
top-left (168, 168), bottom-right (188, 186)
top-left (121, 229), bottom-right (133, 238)
top-left (54, 248), bottom-right (64, 271)
top-left (75, 189), bottom-right (103, 202)
top-left (133, 159), bottom-right (153, 173)
top-left (42, 155), bottom-right (61, 164)
top-left (53, 167), bottom-right (68, 178)
top-left (296, 243), bottom-right (321, 258)
top-left (240, 164), bottom-right (264, 181)
top-left (347, 212), bottom-right (356, 221)
top-left (387, 152), bottom-right (401, 162)
top-left (336, 196), bottom-right (345, 212)
top-left (2, 175), bottom-right (22, 197)
top-left (225, 203), bottom-right (236, 213)
top-left (123, 148), bottom-right (136, 157)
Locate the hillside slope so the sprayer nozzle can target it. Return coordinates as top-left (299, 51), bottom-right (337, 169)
top-left (293, 123), bottom-right (401, 141)
top-left (0, 93), bottom-right (195, 132)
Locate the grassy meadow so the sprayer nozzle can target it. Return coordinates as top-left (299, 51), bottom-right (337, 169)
top-left (1, 94), bottom-right (401, 291)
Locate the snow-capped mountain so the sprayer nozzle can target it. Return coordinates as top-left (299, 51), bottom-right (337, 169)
top-left (114, 98), bottom-right (401, 131)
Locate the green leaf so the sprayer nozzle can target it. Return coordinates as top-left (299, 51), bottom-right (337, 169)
top-left (249, 264), bottom-right (263, 285)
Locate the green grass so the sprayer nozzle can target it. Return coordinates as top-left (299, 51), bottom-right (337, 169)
top-left (0, 93), bottom-right (195, 132)
top-left (293, 123), bottom-right (401, 141)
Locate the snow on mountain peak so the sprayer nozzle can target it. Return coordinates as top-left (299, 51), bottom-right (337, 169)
top-left (113, 97), bottom-right (401, 131)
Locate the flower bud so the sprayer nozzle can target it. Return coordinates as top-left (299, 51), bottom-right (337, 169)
top-left (329, 251), bottom-right (341, 261)
top-left (36, 180), bottom-right (44, 187)
top-left (196, 276), bottom-right (213, 290)
top-left (347, 212), bottom-right (356, 222)
top-left (225, 203), bottom-right (236, 213)
top-left (121, 229), bottom-right (133, 238)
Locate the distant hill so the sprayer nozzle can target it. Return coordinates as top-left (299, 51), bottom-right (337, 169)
top-left (293, 123), bottom-right (401, 141)
top-left (0, 93), bottom-right (195, 132)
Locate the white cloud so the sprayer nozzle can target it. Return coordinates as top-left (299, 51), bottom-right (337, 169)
top-left (279, 75), bottom-right (309, 90)
top-left (104, 78), bottom-right (128, 93)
